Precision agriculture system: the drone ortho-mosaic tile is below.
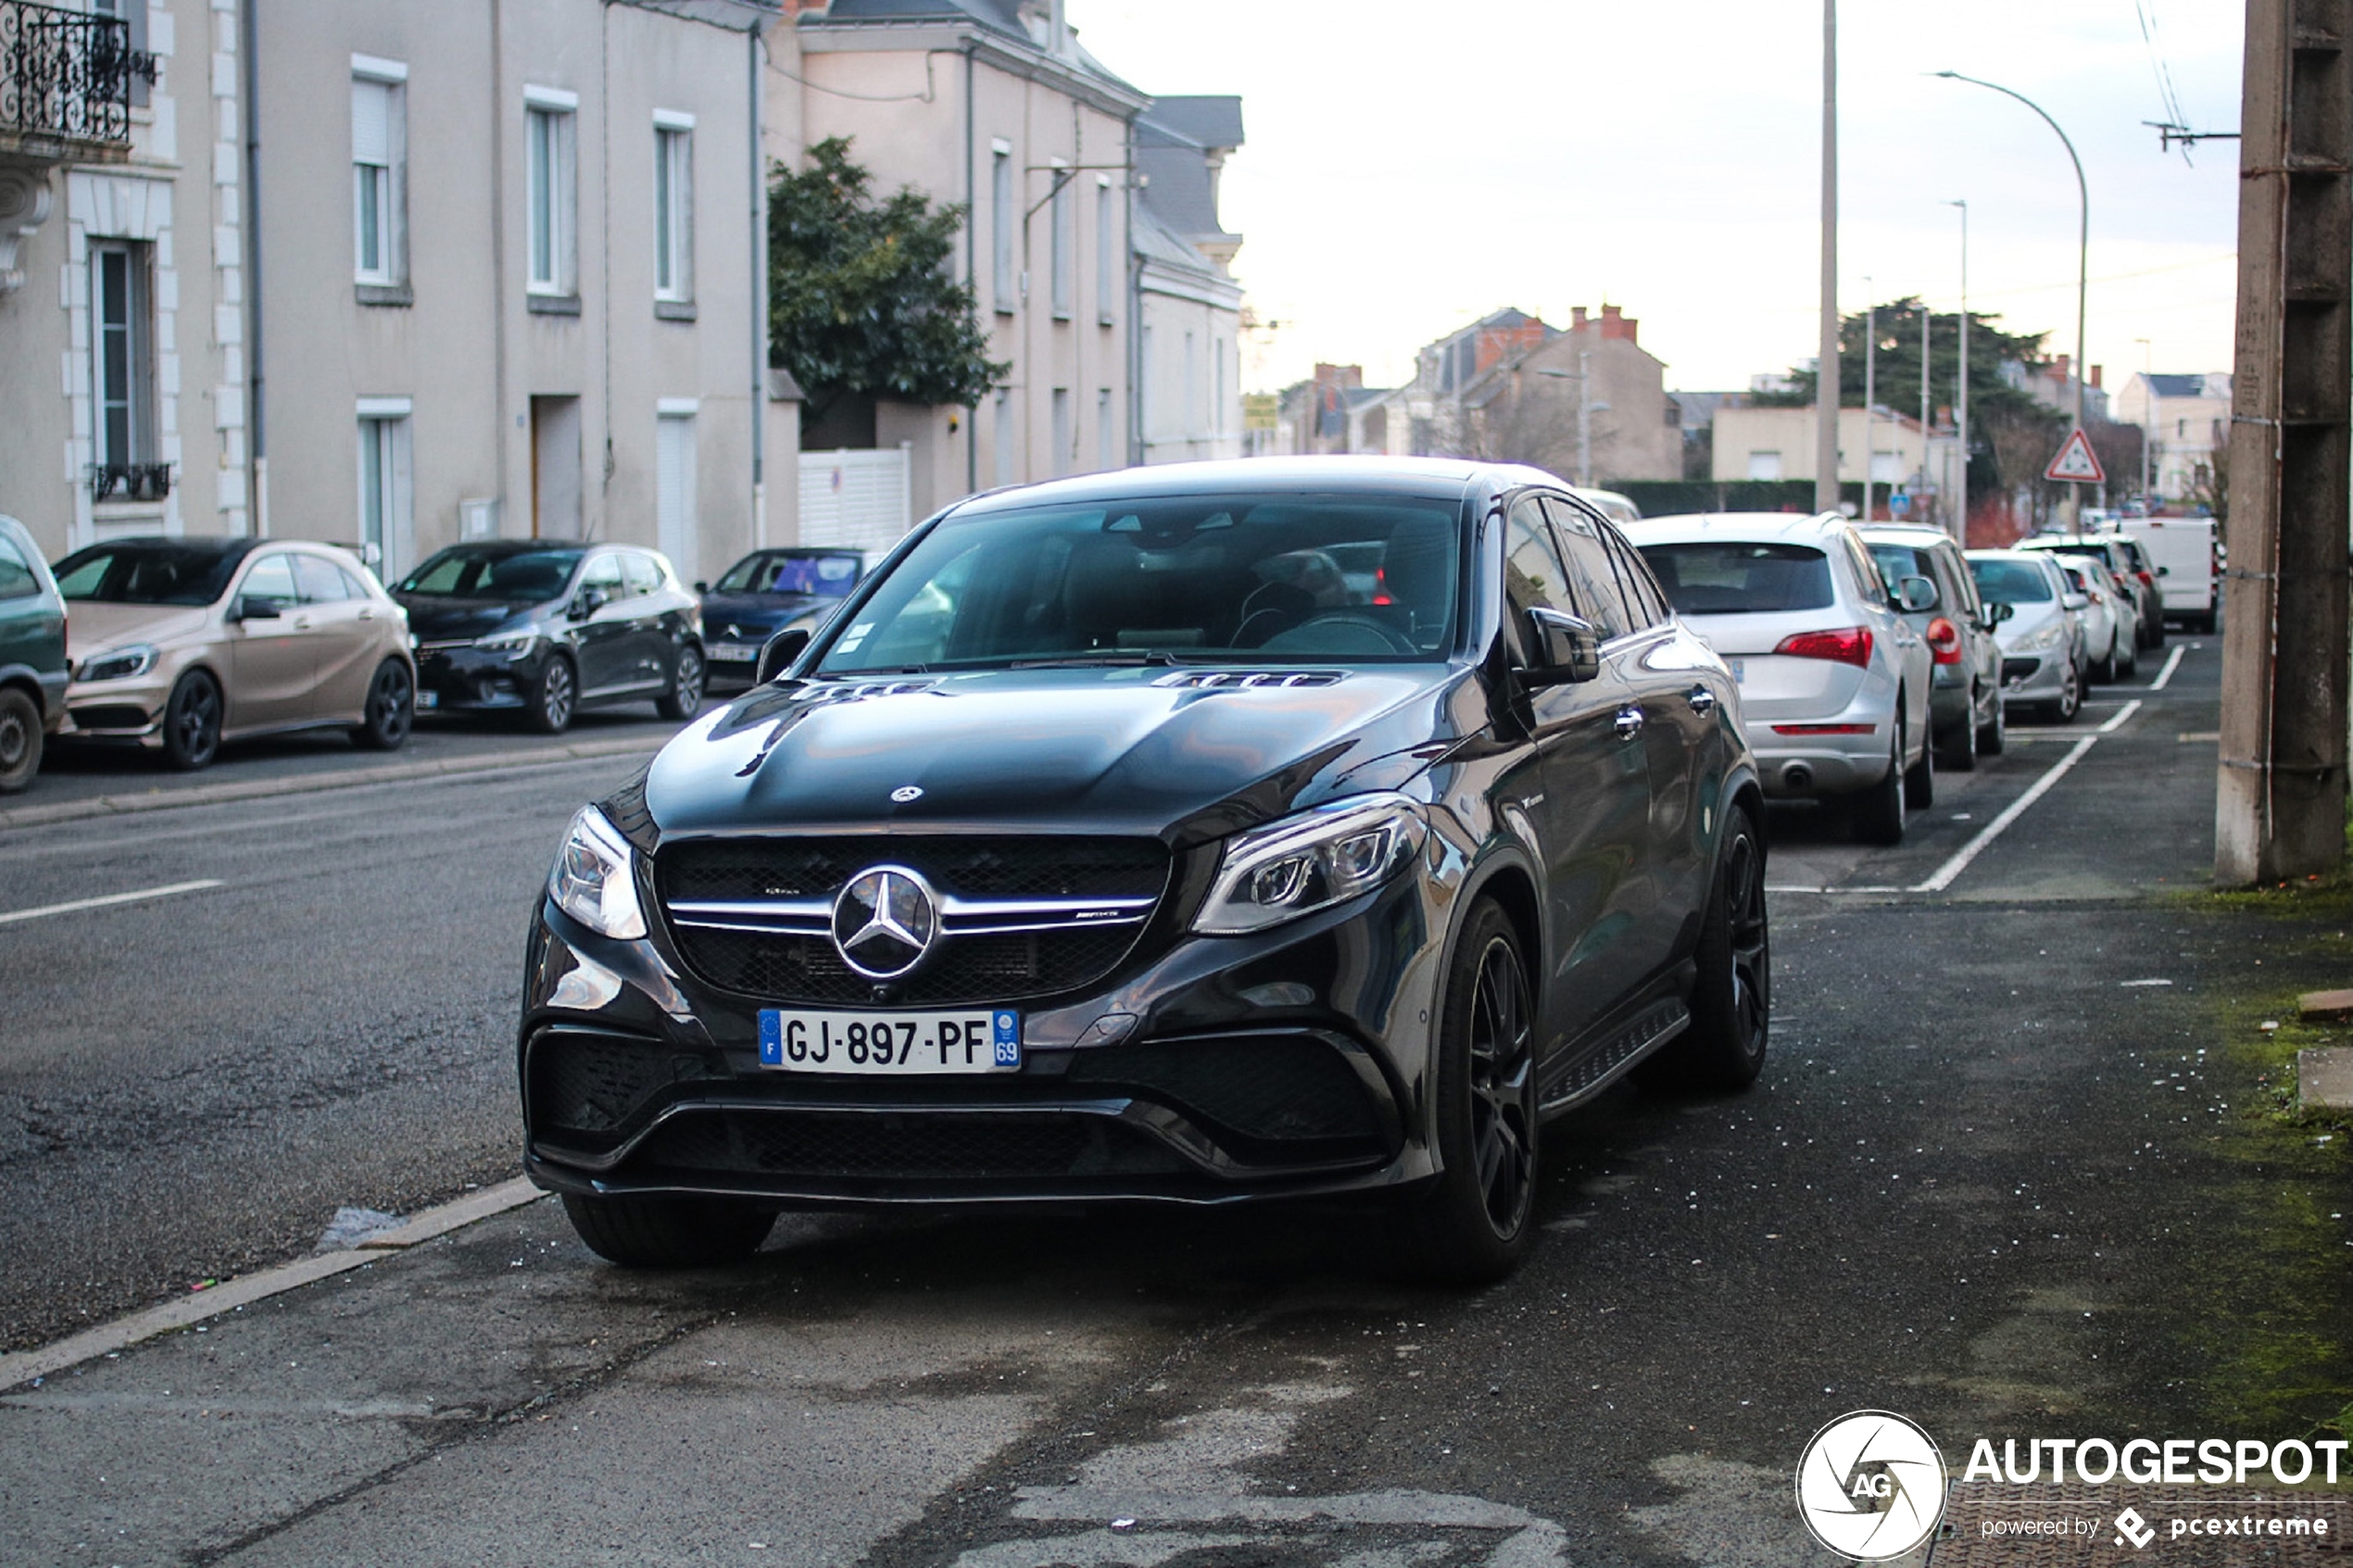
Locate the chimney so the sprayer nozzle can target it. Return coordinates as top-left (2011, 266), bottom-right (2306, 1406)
top-left (2090, 364), bottom-right (2104, 389)
top-left (1570, 306), bottom-right (1589, 332)
top-left (2055, 353), bottom-right (2071, 383)
top-left (1600, 304), bottom-right (1638, 345)
top-left (1051, 0), bottom-right (1069, 55)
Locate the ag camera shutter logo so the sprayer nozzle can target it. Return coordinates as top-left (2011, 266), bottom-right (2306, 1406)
top-left (1795, 1410), bottom-right (1947, 1561)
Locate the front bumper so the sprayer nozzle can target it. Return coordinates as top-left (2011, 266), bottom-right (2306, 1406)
top-left (1998, 649), bottom-right (2071, 704)
top-left (57, 672), bottom-right (170, 745)
top-left (520, 867), bottom-right (1447, 1210)
top-left (415, 644), bottom-right (542, 713)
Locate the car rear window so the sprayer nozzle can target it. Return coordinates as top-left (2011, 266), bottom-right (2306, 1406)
top-left (53, 544), bottom-right (244, 606)
top-left (1969, 558), bottom-right (2055, 603)
top-left (1635, 543), bottom-right (1834, 615)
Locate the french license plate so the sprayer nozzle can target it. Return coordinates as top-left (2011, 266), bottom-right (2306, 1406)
top-left (415, 689), bottom-right (437, 709)
top-left (1727, 658), bottom-right (1745, 684)
top-left (758, 1008), bottom-right (1022, 1073)
top-left (709, 643), bottom-right (757, 663)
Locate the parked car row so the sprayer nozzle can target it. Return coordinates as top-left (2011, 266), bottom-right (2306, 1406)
top-left (0, 519), bottom-right (876, 792)
top-left (1966, 539), bottom-right (2158, 724)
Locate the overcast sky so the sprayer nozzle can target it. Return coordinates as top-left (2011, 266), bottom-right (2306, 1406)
top-left (1075, 0), bottom-right (2244, 398)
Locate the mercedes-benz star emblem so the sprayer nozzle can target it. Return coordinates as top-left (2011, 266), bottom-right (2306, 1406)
top-left (831, 865), bottom-right (938, 980)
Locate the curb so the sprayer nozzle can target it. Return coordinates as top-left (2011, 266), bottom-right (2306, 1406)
top-left (0, 737), bottom-right (662, 831)
top-left (0, 1178), bottom-right (547, 1391)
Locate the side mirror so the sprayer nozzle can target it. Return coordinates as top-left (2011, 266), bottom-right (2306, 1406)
top-left (1521, 607), bottom-right (1601, 687)
top-left (572, 587), bottom-right (609, 621)
top-left (1894, 575), bottom-right (1939, 613)
top-left (230, 595), bottom-right (281, 622)
top-left (2158, 564), bottom-right (2171, 576)
top-left (2062, 593), bottom-right (2090, 611)
top-left (756, 627), bottom-right (811, 684)
top-left (694, 581), bottom-right (709, 595)
top-left (1983, 601), bottom-right (2015, 627)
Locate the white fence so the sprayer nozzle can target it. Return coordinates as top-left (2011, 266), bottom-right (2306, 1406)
top-left (798, 447), bottom-right (912, 556)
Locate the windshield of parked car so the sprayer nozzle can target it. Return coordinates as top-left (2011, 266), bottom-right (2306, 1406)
top-left (1970, 558), bottom-right (2055, 603)
top-left (396, 547), bottom-right (585, 601)
top-left (814, 495), bottom-right (1463, 672)
top-left (714, 551), bottom-right (861, 596)
top-left (53, 544), bottom-right (243, 606)
top-left (1634, 542), bottom-right (1833, 615)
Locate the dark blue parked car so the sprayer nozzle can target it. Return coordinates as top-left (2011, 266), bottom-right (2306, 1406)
top-left (697, 547), bottom-right (864, 691)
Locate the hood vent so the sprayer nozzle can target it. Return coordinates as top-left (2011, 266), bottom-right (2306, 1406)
top-left (797, 679), bottom-right (937, 707)
top-left (1154, 671), bottom-right (1345, 690)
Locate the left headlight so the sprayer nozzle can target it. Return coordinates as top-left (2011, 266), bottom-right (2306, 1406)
top-left (1193, 793), bottom-right (1428, 936)
top-left (547, 806), bottom-right (648, 940)
top-left (2015, 618), bottom-right (2066, 654)
top-left (78, 644), bottom-right (159, 683)
top-left (477, 631), bottom-right (539, 658)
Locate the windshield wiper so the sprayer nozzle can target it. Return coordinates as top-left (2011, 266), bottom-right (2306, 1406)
top-left (1005, 650), bottom-right (1190, 670)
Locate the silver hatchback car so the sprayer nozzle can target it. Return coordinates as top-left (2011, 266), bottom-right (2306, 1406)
top-left (1630, 512), bottom-right (1934, 845)
top-left (1967, 550), bottom-right (2087, 723)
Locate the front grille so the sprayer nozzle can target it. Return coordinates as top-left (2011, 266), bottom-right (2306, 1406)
top-left (633, 1108), bottom-right (1188, 1181)
top-left (1068, 1035), bottom-right (1382, 1145)
top-left (2002, 657), bottom-right (2042, 683)
top-left (69, 703), bottom-right (150, 731)
top-left (529, 1033), bottom-right (674, 1135)
top-left (659, 836), bottom-right (1170, 1006)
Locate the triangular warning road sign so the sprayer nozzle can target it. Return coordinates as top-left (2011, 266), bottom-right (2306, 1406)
top-left (2044, 428), bottom-right (2107, 484)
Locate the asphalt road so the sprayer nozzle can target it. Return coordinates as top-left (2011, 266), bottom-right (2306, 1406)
top-left (5, 640), bottom-right (2351, 1567)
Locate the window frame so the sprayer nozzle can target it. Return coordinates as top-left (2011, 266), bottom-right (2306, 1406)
top-left (89, 239), bottom-right (155, 472)
top-left (357, 398), bottom-right (413, 580)
top-left (1094, 175), bottom-right (1116, 327)
top-left (351, 57), bottom-right (409, 289)
top-left (652, 112), bottom-right (695, 304)
top-left (1049, 161), bottom-right (1072, 320)
top-left (990, 140), bottom-right (1014, 315)
top-left (524, 89), bottom-right (580, 297)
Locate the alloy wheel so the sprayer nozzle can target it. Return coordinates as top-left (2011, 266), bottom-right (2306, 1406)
top-left (1722, 829), bottom-right (1770, 1061)
top-left (368, 663), bottom-right (412, 746)
top-left (539, 659), bottom-right (575, 733)
top-left (0, 709), bottom-right (25, 772)
top-left (1466, 936), bottom-right (1536, 1237)
top-left (171, 678), bottom-right (221, 767)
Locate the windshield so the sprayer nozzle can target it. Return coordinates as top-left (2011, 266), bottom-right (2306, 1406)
top-left (54, 544), bottom-right (242, 606)
top-left (1636, 542), bottom-right (1832, 615)
top-left (1970, 558), bottom-right (2054, 604)
top-left (815, 495), bottom-right (1462, 672)
top-left (715, 550), bottom-right (862, 596)
top-left (396, 546), bottom-right (585, 600)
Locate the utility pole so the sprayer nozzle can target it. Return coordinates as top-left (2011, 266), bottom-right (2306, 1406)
top-left (1947, 200), bottom-right (1969, 543)
top-left (1862, 283), bottom-right (1876, 523)
top-left (1919, 302), bottom-right (1932, 533)
top-left (1815, 0), bottom-right (1841, 514)
top-left (2134, 336), bottom-right (2154, 507)
top-left (2216, 0), bottom-right (2351, 884)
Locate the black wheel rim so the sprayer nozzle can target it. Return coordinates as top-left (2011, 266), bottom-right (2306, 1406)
top-left (372, 665), bottom-right (411, 740)
top-left (177, 683), bottom-right (219, 759)
top-left (1467, 936), bottom-right (1535, 1238)
top-left (1724, 829), bottom-right (1770, 1060)
top-left (545, 663), bottom-right (573, 728)
top-left (0, 708), bottom-right (26, 771)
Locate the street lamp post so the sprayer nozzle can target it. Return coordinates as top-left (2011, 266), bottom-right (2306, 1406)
top-left (2133, 336), bottom-right (2154, 507)
top-left (1936, 70), bottom-right (2089, 528)
top-left (1945, 198), bottom-right (1969, 543)
top-left (1863, 279), bottom-right (1876, 523)
top-left (1536, 360), bottom-right (1608, 487)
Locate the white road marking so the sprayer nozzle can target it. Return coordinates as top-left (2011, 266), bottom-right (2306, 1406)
top-left (1910, 735), bottom-right (2100, 894)
top-left (1766, 885), bottom-right (1907, 896)
top-left (2148, 644), bottom-right (2187, 691)
top-left (2120, 978), bottom-right (2175, 987)
top-left (2099, 699), bottom-right (2145, 734)
top-left (0, 878), bottom-right (223, 927)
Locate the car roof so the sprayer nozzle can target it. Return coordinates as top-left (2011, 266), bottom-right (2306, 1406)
top-left (1624, 511), bottom-right (1851, 546)
top-left (946, 456), bottom-right (1532, 515)
top-left (69, 534), bottom-right (258, 560)
top-left (1856, 524), bottom-right (1957, 546)
top-left (1965, 548), bottom-right (2057, 563)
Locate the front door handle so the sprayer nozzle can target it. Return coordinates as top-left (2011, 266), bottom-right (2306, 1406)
top-left (1613, 706), bottom-right (1645, 741)
top-left (1686, 684), bottom-right (1717, 714)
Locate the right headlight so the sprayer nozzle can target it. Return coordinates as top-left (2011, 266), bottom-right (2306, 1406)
top-left (476, 630), bottom-right (539, 659)
top-left (547, 806), bottom-right (647, 940)
top-left (2015, 618), bottom-right (2066, 654)
top-left (78, 644), bottom-right (158, 683)
top-left (1193, 794), bottom-right (1428, 936)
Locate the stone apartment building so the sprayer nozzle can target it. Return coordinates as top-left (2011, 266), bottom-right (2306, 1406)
top-left (1, 0), bottom-right (773, 585)
top-left (2115, 370), bottom-right (2231, 501)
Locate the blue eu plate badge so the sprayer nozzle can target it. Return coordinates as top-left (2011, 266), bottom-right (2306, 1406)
top-left (992, 1010), bottom-right (1021, 1068)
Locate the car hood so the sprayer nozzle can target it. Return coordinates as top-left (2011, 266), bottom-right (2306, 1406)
top-left (64, 600), bottom-right (213, 655)
top-left (398, 596), bottom-right (543, 643)
top-left (636, 664), bottom-right (1472, 846)
top-left (698, 593), bottom-right (832, 639)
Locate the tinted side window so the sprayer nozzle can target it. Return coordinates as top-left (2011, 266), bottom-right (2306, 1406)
top-left (1541, 499), bottom-right (1632, 640)
top-left (1504, 497), bottom-right (1576, 619)
top-left (623, 553), bottom-right (661, 596)
top-left (1599, 523), bottom-right (1667, 630)
top-left (293, 555), bottom-right (352, 603)
top-left (239, 554), bottom-right (299, 608)
top-left (581, 554), bottom-right (625, 593)
top-left (0, 534), bottom-right (36, 600)
top-left (1842, 532), bottom-right (1889, 606)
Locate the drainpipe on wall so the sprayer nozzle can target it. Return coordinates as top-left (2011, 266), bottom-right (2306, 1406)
top-left (490, 0), bottom-right (509, 534)
top-left (963, 40), bottom-right (976, 496)
top-left (1126, 116), bottom-right (1139, 467)
top-left (749, 20), bottom-right (765, 547)
top-left (242, 0), bottom-right (264, 536)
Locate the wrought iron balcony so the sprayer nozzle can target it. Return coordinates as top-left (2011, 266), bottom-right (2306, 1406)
top-left (0, 1), bottom-right (156, 161)
top-left (88, 461), bottom-right (171, 503)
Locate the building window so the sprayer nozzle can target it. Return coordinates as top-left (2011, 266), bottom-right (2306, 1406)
top-left (525, 90), bottom-right (579, 295)
top-left (1184, 332), bottom-right (1198, 437)
top-left (990, 140), bottom-right (1014, 314)
top-left (1050, 163), bottom-right (1072, 320)
top-left (1097, 387), bottom-right (1114, 470)
top-left (656, 407), bottom-right (698, 585)
top-left (1747, 450), bottom-right (1782, 481)
top-left (653, 114), bottom-right (694, 303)
top-left (352, 59), bottom-right (408, 287)
top-left (91, 0), bottom-right (146, 107)
top-left (1213, 337), bottom-right (1226, 436)
top-left (1095, 176), bottom-right (1115, 327)
top-left (90, 241), bottom-right (154, 474)
top-left (993, 386), bottom-right (1014, 486)
top-left (1051, 387), bottom-right (1070, 476)
top-left (357, 400), bottom-right (413, 578)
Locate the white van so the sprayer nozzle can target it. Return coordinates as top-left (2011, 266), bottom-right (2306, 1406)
top-left (2120, 517), bottom-right (2218, 633)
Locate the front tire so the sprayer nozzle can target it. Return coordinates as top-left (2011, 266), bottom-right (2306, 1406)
top-left (352, 659), bottom-right (413, 751)
top-left (2038, 659), bottom-right (2082, 724)
top-left (527, 655), bottom-right (576, 735)
top-left (561, 1192), bottom-right (776, 1269)
top-left (1850, 716), bottom-right (1906, 846)
top-left (161, 671), bottom-right (222, 771)
top-left (1638, 805), bottom-right (1768, 1094)
top-left (0, 687), bottom-right (41, 794)
top-left (1390, 899), bottom-right (1538, 1286)
top-left (656, 643), bottom-right (705, 721)
top-left (1904, 723), bottom-right (1935, 809)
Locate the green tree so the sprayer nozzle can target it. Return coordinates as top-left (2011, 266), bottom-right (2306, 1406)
top-left (768, 137), bottom-right (1005, 421)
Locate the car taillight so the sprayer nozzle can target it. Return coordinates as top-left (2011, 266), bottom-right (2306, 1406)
top-left (1773, 626), bottom-right (1873, 668)
top-left (2137, 570), bottom-right (2156, 588)
top-left (1925, 616), bottom-right (1963, 665)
